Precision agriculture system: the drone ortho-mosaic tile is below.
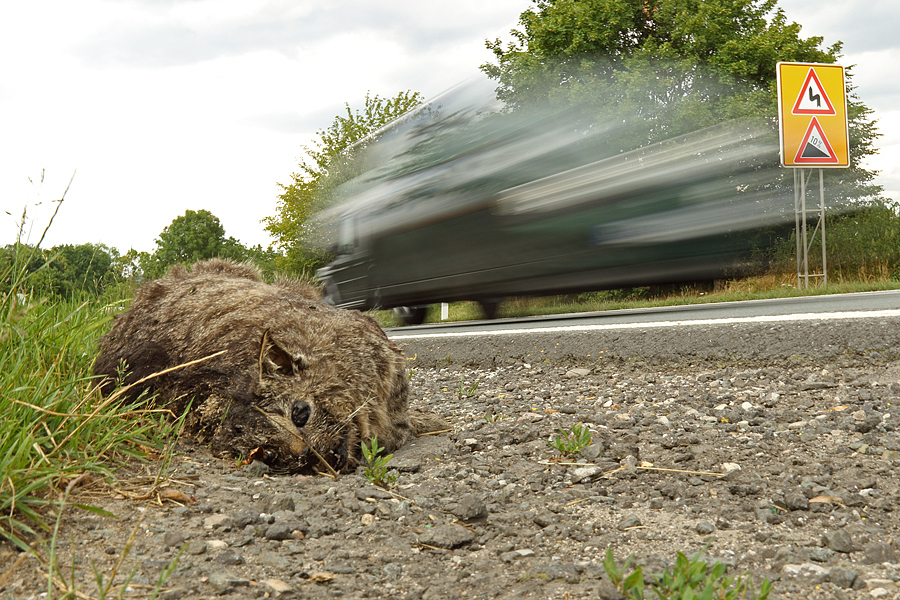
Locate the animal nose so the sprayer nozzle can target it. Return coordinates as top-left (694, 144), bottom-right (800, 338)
top-left (291, 401), bottom-right (311, 428)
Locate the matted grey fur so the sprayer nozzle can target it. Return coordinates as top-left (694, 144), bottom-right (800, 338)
top-left (94, 258), bottom-right (444, 474)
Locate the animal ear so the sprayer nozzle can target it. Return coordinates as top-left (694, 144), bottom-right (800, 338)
top-left (258, 330), bottom-right (301, 378)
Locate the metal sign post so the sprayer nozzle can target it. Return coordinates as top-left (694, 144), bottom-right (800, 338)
top-left (794, 168), bottom-right (827, 288)
top-left (777, 62), bottom-right (849, 289)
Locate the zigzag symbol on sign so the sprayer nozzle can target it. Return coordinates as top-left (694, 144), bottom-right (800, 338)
top-left (792, 68), bottom-right (836, 116)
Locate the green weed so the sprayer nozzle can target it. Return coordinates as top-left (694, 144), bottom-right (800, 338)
top-left (457, 376), bottom-right (484, 400)
top-left (361, 436), bottom-right (397, 489)
top-left (602, 548), bottom-right (772, 600)
top-left (548, 422), bottom-right (592, 457)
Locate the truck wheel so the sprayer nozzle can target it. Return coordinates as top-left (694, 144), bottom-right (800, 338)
top-left (394, 306), bottom-right (428, 326)
top-left (479, 299), bottom-right (501, 320)
top-left (322, 279), bottom-right (341, 306)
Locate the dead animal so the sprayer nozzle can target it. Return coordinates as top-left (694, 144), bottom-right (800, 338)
top-left (94, 258), bottom-right (445, 474)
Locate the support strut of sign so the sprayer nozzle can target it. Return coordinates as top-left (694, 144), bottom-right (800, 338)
top-left (793, 168), bottom-right (827, 289)
top-left (777, 62), bottom-right (848, 289)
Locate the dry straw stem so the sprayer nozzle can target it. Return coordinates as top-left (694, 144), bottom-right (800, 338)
top-left (630, 465), bottom-right (725, 478)
top-left (8, 398), bottom-right (173, 422)
top-left (30, 169), bottom-right (75, 251)
top-left (538, 460), bottom-right (726, 478)
top-left (416, 428), bottom-right (452, 437)
top-left (114, 475), bottom-right (198, 505)
top-left (0, 554), bottom-right (27, 588)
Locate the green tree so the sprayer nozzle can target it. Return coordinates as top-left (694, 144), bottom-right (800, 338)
top-left (0, 242), bottom-right (118, 297)
top-left (264, 90), bottom-right (424, 275)
top-left (52, 243), bottom-right (117, 295)
top-left (482, 0), bottom-right (883, 205)
top-left (241, 244), bottom-right (283, 281)
top-left (112, 248), bottom-right (148, 283)
top-left (145, 209), bottom-right (249, 278)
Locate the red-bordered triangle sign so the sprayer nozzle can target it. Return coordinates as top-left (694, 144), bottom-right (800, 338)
top-left (793, 117), bottom-right (839, 164)
top-left (792, 68), bottom-right (836, 115)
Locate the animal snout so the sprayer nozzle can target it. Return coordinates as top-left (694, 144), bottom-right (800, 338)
top-left (291, 401), bottom-right (311, 428)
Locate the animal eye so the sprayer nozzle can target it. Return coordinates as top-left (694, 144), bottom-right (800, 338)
top-left (291, 401), bottom-right (311, 428)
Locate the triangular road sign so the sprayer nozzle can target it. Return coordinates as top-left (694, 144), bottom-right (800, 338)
top-left (793, 117), bottom-right (839, 164)
top-left (792, 68), bottom-right (836, 115)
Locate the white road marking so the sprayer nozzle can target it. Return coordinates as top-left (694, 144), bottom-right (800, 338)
top-left (390, 309), bottom-right (900, 339)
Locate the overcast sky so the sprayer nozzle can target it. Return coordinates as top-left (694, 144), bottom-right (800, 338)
top-left (1, 0), bottom-right (897, 255)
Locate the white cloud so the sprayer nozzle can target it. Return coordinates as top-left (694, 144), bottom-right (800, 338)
top-left (776, 0), bottom-right (900, 54)
top-left (0, 0), bottom-right (525, 252)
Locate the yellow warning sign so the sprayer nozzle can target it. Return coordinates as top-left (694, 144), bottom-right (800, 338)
top-left (777, 62), bottom-right (849, 168)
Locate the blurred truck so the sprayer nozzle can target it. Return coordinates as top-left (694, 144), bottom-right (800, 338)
top-left (315, 81), bottom-right (789, 324)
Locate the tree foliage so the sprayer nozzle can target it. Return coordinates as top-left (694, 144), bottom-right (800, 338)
top-left (142, 209), bottom-right (248, 278)
top-left (1, 242), bottom-right (119, 297)
top-left (264, 90), bottom-right (424, 275)
top-left (482, 0), bottom-right (883, 205)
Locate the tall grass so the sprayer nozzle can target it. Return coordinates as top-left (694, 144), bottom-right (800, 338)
top-left (0, 243), bottom-right (174, 551)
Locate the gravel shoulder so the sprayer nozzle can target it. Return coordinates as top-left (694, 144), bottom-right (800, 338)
top-left (2, 317), bottom-right (900, 600)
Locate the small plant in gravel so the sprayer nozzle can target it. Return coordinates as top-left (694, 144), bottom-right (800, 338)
top-left (602, 548), bottom-right (772, 600)
top-left (548, 422), bottom-right (592, 457)
top-left (483, 411), bottom-right (506, 423)
top-left (361, 436), bottom-right (397, 489)
top-left (456, 376), bottom-right (484, 400)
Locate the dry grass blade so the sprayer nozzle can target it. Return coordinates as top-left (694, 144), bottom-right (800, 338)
top-left (0, 553), bottom-right (28, 588)
top-left (105, 351), bottom-right (227, 404)
top-left (416, 428), bottom-right (452, 437)
top-left (33, 170), bottom-right (75, 251)
top-left (635, 465), bottom-right (725, 477)
top-left (7, 398), bottom-right (173, 421)
top-left (600, 464), bottom-right (726, 477)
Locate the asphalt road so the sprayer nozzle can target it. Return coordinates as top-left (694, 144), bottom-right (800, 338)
top-left (388, 290), bottom-right (900, 368)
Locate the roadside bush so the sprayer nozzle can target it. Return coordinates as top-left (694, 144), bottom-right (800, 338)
top-left (765, 198), bottom-right (900, 281)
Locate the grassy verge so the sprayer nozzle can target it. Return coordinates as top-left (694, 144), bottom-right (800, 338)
top-left (0, 246), bottom-right (176, 551)
top-left (376, 272), bottom-right (900, 327)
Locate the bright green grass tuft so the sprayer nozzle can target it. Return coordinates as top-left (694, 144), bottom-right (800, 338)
top-left (1, 249), bottom-right (176, 550)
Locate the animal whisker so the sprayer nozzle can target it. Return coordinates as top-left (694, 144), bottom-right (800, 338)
top-left (321, 395), bottom-right (376, 442)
